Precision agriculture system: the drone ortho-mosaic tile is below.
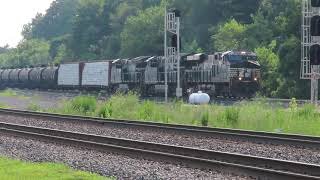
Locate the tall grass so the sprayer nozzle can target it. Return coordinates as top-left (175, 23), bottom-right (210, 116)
top-left (54, 93), bottom-right (320, 136)
top-left (0, 89), bottom-right (17, 97)
top-left (55, 96), bottom-right (97, 116)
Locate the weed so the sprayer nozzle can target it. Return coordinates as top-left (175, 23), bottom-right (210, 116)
top-left (27, 103), bottom-right (41, 112)
top-left (97, 102), bottom-right (113, 118)
top-left (298, 104), bottom-right (316, 119)
top-left (201, 109), bottom-right (209, 126)
top-left (289, 98), bottom-right (298, 112)
top-left (225, 107), bottom-right (239, 127)
top-left (70, 96), bottom-right (97, 114)
top-left (138, 101), bottom-right (155, 120)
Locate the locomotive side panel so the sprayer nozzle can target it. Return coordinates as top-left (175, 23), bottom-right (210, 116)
top-left (82, 61), bottom-right (110, 87)
top-left (58, 63), bottom-right (80, 87)
top-left (110, 65), bottom-right (122, 84)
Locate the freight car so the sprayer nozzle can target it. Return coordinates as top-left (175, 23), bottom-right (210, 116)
top-left (0, 50), bottom-right (261, 98)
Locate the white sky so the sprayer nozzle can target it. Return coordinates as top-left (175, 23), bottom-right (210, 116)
top-left (0, 0), bottom-right (54, 47)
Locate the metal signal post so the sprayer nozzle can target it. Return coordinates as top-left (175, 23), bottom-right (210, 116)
top-left (164, 8), bottom-right (182, 101)
top-left (311, 69), bottom-right (319, 105)
top-left (164, 9), bottom-right (168, 103)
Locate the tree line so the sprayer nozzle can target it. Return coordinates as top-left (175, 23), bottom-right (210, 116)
top-left (0, 0), bottom-right (307, 98)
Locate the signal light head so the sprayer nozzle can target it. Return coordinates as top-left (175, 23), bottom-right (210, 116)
top-left (311, 16), bottom-right (320, 36)
top-left (310, 44), bottom-right (320, 65)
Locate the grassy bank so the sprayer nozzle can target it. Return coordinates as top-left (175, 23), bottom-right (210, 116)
top-left (48, 93), bottom-right (320, 137)
top-left (0, 89), bottom-right (28, 100)
top-left (0, 157), bottom-right (109, 179)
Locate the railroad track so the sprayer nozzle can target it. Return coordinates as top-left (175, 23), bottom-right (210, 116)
top-left (0, 122), bottom-right (319, 180)
top-left (0, 108), bottom-right (319, 149)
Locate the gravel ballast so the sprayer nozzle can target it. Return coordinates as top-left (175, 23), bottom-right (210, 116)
top-left (0, 114), bottom-right (319, 165)
top-left (0, 133), bottom-right (249, 180)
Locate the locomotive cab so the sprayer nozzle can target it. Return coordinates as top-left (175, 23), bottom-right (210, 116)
top-left (222, 51), bottom-right (261, 97)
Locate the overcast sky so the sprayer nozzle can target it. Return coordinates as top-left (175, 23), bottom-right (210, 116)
top-left (0, 0), bottom-right (54, 47)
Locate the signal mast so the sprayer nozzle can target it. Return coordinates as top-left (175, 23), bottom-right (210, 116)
top-left (301, 0), bottom-right (320, 105)
top-left (164, 8), bottom-right (182, 102)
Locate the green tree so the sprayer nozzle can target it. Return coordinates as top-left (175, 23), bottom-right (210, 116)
top-left (17, 39), bottom-right (51, 66)
top-left (0, 39), bottom-right (50, 68)
top-left (70, 0), bottom-right (107, 59)
top-left (212, 19), bottom-right (246, 51)
top-left (120, 5), bottom-right (164, 57)
top-left (22, 0), bottom-right (79, 40)
top-left (255, 41), bottom-right (279, 96)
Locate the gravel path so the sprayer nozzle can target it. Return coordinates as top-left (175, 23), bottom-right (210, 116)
top-left (0, 114), bottom-right (319, 165)
top-left (0, 133), bottom-right (249, 180)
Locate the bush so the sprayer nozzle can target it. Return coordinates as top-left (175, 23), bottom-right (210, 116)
top-left (97, 102), bottom-right (113, 118)
top-left (70, 96), bottom-right (97, 114)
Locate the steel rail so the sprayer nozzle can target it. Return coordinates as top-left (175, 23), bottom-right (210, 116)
top-left (0, 108), bottom-right (319, 149)
top-left (0, 122), bottom-right (319, 180)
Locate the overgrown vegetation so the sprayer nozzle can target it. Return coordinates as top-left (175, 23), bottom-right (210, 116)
top-left (0, 89), bottom-right (18, 97)
top-left (27, 103), bottom-right (42, 112)
top-left (0, 89), bottom-right (28, 101)
top-left (50, 94), bottom-right (320, 136)
top-left (0, 157), bottom-right (110, 180)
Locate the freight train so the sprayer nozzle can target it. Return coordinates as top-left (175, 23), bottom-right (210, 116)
top-left (0, 50), bottom-right (261, 97)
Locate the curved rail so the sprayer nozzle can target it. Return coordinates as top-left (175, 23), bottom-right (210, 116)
top-left (0, 122), bottom-right (319, 180)
top-left (0, 108), bottom-right (319, 149)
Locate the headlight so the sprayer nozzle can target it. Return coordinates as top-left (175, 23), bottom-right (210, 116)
top-left (239, 77), bottom-right (242, 81)
top-left (254, 77), bottom-right (258, 81)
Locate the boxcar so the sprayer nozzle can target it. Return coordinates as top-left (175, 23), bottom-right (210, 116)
top-left (81, 61), bottom-right (110, 89)
top-left (58, 63), bottom-right (82, 88)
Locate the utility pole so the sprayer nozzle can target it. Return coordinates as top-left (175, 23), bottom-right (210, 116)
top-left (164, 8), bottom-right (182, 100)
